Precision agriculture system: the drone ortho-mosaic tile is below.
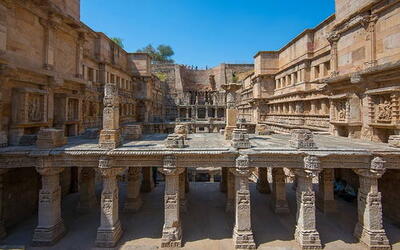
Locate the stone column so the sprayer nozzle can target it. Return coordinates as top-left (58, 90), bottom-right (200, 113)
top-left (271, 168), bottom-right (289, 214)
top-left (75, 32), bottom-right (85, 78)
top-left (179, 170), bottom-right (187, 212)
top-left (124, 167), bottom-right (143, 212)
top-left (293, 156), bottom-right (322, 249)
top-left (39, 17), bottom-right (57, 70)
top-left (159, 156), bottom-right (185, 248)
top-left (77, 168), bottom-right (97, 213)
top-left (256, 168), bottom-right (271, 194)
top-left (185, 169), bottom-right (189, 193)
top-left (220, 167), bottom-right (227, 193)
top-left (141, 167), bottom-right (155, 192)
top-left (99, 83), bottom-right (121, 149)
top-left (353, 157), bottom-right (390, 249)
top-left (327, 32), bottom-right (340, 76)
top-left (226, 169), bottom-right (235, 213)
top-left (0, 169), bottom-right (8, 239)
top-left (186, 108), bottom-right (189, 119)
top-left (95, 158), bottom-right (125, 247)
top-left (230, 155), bottom-right (256, 249)
top-left (32, 165), bottom-right (66, 246)
top-left (316, 168), bottom-right (336, 214)
top-left (221, 83), bottom-right (242, 140)
top-left (206, 107), bottom-right (209, 118)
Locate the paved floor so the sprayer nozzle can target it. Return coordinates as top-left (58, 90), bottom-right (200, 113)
top-left (2, 182), bottom-right (400, 250)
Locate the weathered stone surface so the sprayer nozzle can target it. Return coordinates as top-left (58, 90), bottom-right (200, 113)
top-left (124, 168), bottom-right (143, 213)
top-left (123, 125), bottom-right (142, 141)
top-left (231, 128), bottom-right (251, 149)
top-left (36, 129), bottom-right (67, 149)
top-left (289, 129), bottom-right (317, 149)
top-left (166, 134), bottom-right (185, 148)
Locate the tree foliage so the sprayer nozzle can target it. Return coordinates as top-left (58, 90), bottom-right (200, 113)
top-left (137, 44), bottom-right (175, 64)
top-left (111, 37), bottom-right (124, 48)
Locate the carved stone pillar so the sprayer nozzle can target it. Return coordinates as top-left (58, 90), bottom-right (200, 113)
top-left (179, 170), bottom-right (187, 212)
top-left (362, 15), bottom-right (378, 67)
top-left (95, 158), bottom-right (125, 247)
top-left (39, 16), bottom-right (57, 70)
top-left (77, 168), bottom-right (97, 213)
top-left (221, 83), bottom-right (242, 140)
top-left (159, 156), bottom-right (185, 248)
top-left (75, 32), bottom-right (85, 78)
top-left (226, 169), bottom-right (235, 213)
top-left (32, 165), bottom-right (66, 246)
top-left (293, 156), bottom-right (322, 249)
top-left (220, 167), bottom-right (227, 193)
top-left (230, 155), bottom-right (256, 249)
top-left (271, 168), bottom-right (289, 214)
top-left (316, 168), bottom-right (336, 214)
top-left (185, 169), bottom-right (189, 193)
top-left (141, 167), bottom-right (155, 192)
top-left (353, 157), bottom-right (390, 249)
top-left (327, 32), bottom-right (340, 76)
top-left (0, 169), bottom-right (8, 239)
top-left (256, 168), bottom-right (271, 194)
top-left (124, 167), bottom-right (143, 212)
top-left (99, 83), bottom-right (121, 149)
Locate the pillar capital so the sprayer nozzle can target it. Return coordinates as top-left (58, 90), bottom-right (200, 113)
top-left (97, 157), bottom-right (125, 177)
top-left (35, 161), bottom-right (64, 176)
top-left (230, 154), bottom-right (253, 177)
top-left (354, 157), bottom-right (386, 179)
top-left (159, 156), bottom-right (184, 176)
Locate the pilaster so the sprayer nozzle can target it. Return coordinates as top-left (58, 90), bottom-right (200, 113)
top-left (95, 158), bottom-right (125, 248)
top-left (159, 156), bottom-right (185, 248)
top-left (353, 157), bottom-right (390, 249)
top-left (32, 164), bottom-right (66, 246)
top-left (293, 156), bottom-right (322, 249)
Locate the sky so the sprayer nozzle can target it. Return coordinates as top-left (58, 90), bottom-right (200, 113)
top-left (81, 0), bottom-right (335, 68)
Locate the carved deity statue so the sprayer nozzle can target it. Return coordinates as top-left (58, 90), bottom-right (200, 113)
top-left (377, 100), bottom-right (392, 122)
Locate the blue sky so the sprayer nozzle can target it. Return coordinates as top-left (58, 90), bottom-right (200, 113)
top-left (81, 0), bottom-right (335, 68)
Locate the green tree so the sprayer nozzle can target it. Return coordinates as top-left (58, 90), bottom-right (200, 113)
top-left (137, 44), bottom-right (175, 64)
top-left (111, 37), bottom-right (124, 48)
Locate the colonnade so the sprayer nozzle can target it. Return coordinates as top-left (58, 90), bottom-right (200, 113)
top-left (26, 155), bottom-right (391, 249)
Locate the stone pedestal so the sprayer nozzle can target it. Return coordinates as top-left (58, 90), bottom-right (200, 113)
top-left (231, 129), bottom-right (251, 149)
top-left (179, 170), bottom-right (187, 213)
top-left (32, 166), bottom-right (66, 246)
top-left (316, 169), bottom-right (336, 214)
top-left (230, 155), bottom-right (256, 249)
top-left (36, 128), bottom-right (67, 149)
top-left (124, 168), bottom-right (143, 212)
top-left (99, 83), bottom-right (121, 149)
top-left (141, 167), bottom-right (155, 192)
top-left (77, 168), bottom-right (97, 213)
top-left (159, 156), bottom-right (185, 248)
top-left (289, 129), bottom-right (317, 149)
top-left (123, 125), bottom-right (142, 140)
top-left (166, 134), bottom-right (185, 148)
top-left (226, 170), bottom-right (235, 213)
top-left (256, 168), bottom-right (271, 194)
top-left (220, 168), bottom-right (227, 193)
top-left (271, 168), bottom-right (289, 214)
top-left (95, 158), bottom-right (124, 248)
top-left (353, 157), bottom-right (390, 249)
top-left (293, 156), bottom-right (322, 249)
